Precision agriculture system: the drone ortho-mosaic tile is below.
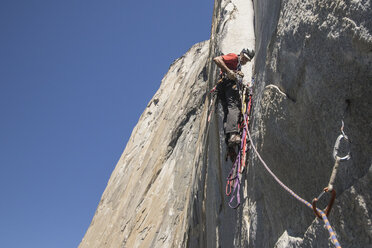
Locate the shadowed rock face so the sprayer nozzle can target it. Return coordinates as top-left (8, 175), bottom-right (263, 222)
top-left (80, 0), bottom-right (371, 247)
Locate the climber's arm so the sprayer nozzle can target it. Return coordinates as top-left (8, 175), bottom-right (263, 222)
top-left (213, 56), bottom-right (236, 80)
top-left (213, 56), bottom-right (229, 73)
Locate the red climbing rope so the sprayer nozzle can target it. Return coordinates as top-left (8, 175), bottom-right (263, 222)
top-left (225, 80), bottom-right (253, 208)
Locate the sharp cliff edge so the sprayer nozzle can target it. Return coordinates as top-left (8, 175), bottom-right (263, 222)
top-left (80, 0), bottom-right (371, 247)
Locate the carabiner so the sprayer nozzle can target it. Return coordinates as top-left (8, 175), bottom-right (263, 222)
top-left (333, 121), bottom-right (351, 161)
top-left (312, 187), bottom-right (336, 219)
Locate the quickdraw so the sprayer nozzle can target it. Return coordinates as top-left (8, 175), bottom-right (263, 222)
top-left (246, 124), bottom-right (342, 248)
top-left (332, 121), bottom-right (351, 162)
top-left (312, 121), bottom-right (351, 220)
top-left (246, 116), bottom-right (348, 248)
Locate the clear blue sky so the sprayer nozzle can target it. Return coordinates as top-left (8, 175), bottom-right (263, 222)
top-left (0, 1), bottom-right (213, 247)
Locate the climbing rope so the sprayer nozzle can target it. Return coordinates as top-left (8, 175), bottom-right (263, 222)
top-left (225, 76), bottom-right (253, 208)
top-left (226, 151), bottom-right (242, 208)
top-left (244, 115), bottom-right (347, 248)
top-left (214, 72), bottom-right (347, 246)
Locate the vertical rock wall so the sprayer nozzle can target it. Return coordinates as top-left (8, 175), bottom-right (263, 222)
top-left (80, 0), bottom-right (257, 247)
top-left (250, 0), bottom-right (372, 247)
top-left (79, 41), bottom-right (211, 248)
top-left (186, 1), bottom-right (255, 247)
top-left (80, 0), bottom-right (371, 247)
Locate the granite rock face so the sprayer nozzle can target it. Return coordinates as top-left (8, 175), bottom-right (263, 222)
top-left (79, 41), bottom-right (211, 248)
top-left (80, 0), bottom-right (371, 247)
top-left (250, 0), bottom-right (372, 247)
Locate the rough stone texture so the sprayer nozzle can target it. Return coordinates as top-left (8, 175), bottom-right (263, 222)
top-left (80, 0), bottom-right (372, 247)
top-left (79, 41), bottom-right (211, 248)
top-left (274, 230), bottom-right (303, 248)
top-left (80, 0), bottom-right (256, 247)
top-left (301, 166), bottom-right (372, 248)
top-left (250, 0), bottom-right (372, 247)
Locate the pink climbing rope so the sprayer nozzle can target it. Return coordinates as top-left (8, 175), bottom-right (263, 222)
top-left (244, 117), bottom-right (341, 248)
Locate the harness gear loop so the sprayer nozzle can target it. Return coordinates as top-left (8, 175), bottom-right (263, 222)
top-left (312, 187), bottom-right (336, 219)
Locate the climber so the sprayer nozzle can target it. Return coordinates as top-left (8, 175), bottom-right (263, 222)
top-left (213, 48), bottom-right (255, 147)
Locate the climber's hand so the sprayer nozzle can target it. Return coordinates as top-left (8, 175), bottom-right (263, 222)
top-left (227, 70), bottom-right (237, 80)
top-left (237, 71), bottom-right (244, 78)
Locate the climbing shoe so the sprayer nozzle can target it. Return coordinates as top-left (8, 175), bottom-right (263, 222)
top-left (228, 133), bottom-right (241, 147)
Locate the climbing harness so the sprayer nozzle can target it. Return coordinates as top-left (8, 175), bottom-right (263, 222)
top-left (245, 117), bottom-right (349, 248)
top-left (312, 121), bottom-right (351, 220)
